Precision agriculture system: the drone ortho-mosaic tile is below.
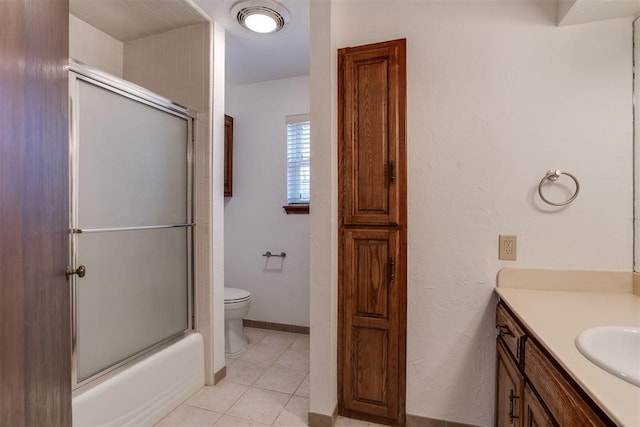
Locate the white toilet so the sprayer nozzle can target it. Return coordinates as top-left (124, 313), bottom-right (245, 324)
top-left (224, 287), bottom-right (252, 354)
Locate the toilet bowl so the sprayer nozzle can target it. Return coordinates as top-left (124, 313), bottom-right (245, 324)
top-left (224, 287), bottom-right (252, 354)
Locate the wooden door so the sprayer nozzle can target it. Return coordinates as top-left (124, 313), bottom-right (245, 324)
top-left (338, 39), bottom-right (406, 426)
top-left (0, 0), bottom-right (71, 425)
top-left (339, 40), bottom-right (406, 226)
top-left (523, 383), bottom-right (554, 427)
top-left (496, 339), bottom-right (524, 427)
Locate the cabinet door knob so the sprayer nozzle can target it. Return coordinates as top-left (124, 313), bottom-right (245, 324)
top-left (496, 324), bottom-right (513, 337)
top-left (509, 388), bottom-right (520, 423)
top-left (389, 161), bottom-right (396, 184)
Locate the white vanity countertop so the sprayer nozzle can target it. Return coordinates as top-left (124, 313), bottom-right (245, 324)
top-left (495, 285), bottom-right (640, 426)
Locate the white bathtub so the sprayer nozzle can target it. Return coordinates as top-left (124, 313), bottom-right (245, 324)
top-left (72, 333), bottom-right (204, 427)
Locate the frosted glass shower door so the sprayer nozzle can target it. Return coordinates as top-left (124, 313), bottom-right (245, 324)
top-left (71, 76), bottom-right (194, 385)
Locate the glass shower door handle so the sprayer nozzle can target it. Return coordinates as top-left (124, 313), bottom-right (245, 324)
top-left (67, 264), bottom-right (86, 278)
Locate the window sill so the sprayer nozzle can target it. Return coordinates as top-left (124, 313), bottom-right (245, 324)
top-left (283, 204), bottom-right (309, 215)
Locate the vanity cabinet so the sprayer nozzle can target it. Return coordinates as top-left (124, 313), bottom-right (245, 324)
top-left (495, 301), bottom-right (613, 427)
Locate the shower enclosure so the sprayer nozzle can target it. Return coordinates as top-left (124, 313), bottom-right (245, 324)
top-left (68, 62), bottom-right (195, 390)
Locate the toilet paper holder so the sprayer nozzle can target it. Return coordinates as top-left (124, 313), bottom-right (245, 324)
top-left (262, 251), bottom-right (286, 258)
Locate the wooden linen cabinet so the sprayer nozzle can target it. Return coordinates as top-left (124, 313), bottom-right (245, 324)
top-left (337, 39), bottom-right (407, 426)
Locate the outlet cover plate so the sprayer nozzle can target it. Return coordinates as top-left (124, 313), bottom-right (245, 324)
top-left (499, 235), bottom-right (517, 261)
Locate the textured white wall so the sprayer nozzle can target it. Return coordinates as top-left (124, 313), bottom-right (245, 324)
top-left (69, 14), bottom-right (123, 77)
top-left (310, 1), bottom-right (633, 425)
top-left (211, 22), bottom-right (226, 376)
top-left (225, 76), bottom-right (311, 327)
top-left (309, 0), bottom-right (337, 418)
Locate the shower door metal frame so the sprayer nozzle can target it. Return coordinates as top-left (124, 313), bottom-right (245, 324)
top-left (68, 61), bottom-right (196, 392)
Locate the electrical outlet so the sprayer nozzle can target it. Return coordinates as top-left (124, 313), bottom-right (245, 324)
top-left (499, 235), bottom-right (517, 261)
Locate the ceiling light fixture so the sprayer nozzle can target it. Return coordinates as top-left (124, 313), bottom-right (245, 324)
top-left (231, 0), bottom-right (290, 34)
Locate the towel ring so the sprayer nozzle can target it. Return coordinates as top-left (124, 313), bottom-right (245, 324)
top-left (538, 170), bottom-right (580, 206)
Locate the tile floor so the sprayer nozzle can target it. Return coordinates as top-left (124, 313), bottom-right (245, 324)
top-left (155, 328), bottom-right (385, 427)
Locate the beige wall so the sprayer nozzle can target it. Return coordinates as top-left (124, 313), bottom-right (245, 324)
top-left (310, 1), bottom-right (633, 425)
top-left (69, 14), bottom-right (123, 77)
top-left (124, 24), bottom-right (208, 112)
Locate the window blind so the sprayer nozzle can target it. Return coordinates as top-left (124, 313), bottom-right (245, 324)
top-left (286, 114), bottom-right (310, 204)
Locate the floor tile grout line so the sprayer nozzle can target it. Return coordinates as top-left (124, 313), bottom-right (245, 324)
top-left (222, 382), bottom-right (252, 417)
top-left (223, 330), bottom-right (290, 425)
top-left (271, 391), bottom-right (295, 426)
top-left (292, 373), bottom-right (309, 398)
top-left (159, 328), bottom-right (310, 426)
top-left (234, 329), bottom-right (308, 426)
top-left (250, 377), bottom-right (307, 396)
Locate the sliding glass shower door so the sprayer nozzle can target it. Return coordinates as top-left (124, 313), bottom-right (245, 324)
top-left (69, 67), bottom-right (195, 388)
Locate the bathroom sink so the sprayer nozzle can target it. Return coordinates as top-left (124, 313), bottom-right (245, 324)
top-left (575, 326), bottom-right (640, 387)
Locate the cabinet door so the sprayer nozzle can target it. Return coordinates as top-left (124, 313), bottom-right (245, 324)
top-left (340, 229), bottom-right (402, 423)
top-left (339, 39), bottom-right (406, 226)
top-left (496, 303), bottom-right (525, 363)
top-left (523, 383), bottom-right (554, 427)
top-left (524, 340), bottom-right (610, 426)
top-left (496, 339), bottom-right (524, 427)
top-left (224, 114), bottom-right (233, 197)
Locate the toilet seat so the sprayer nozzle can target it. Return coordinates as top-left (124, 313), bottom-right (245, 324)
top-left (225, 287), bottom-right (251, 304)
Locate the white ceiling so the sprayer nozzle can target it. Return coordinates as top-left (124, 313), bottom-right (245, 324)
top-left (193, 0), bottom-right (310, 86)
top-left (70, 0), bottom-right (208, 41)
top-left (69, 0), bottom-right (310, 86)
top-left (558, 0), bottom-right (640, 26)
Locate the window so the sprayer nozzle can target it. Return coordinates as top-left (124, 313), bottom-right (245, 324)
top-left (285, 114), bottom-right (310, 214)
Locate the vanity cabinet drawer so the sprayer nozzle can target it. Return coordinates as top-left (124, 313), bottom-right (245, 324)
top-left (524, 340), bottom-right (611, 427)
top-left (496, 302), bottom-right (526, 362)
